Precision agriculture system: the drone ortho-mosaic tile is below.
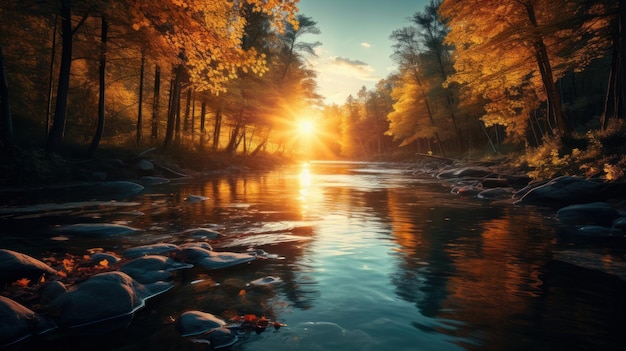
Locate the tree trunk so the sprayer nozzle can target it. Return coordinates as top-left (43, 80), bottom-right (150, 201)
top-left (200, 100), bottom-right (206, 134)
top-left (0, 45), bottom-right (14, 148)
top-left (212, 104), bottom-right (222, 151)
top-left (164, 64), bottom-right (183, 149)
top-left (190, 91), bottom-right (195, 141)
top-left (46, 0), bottom-right (73, 153)
top-left (601, 0), bottom-right (626, 129)
top-left (45, 15), bottom-right (58, 142)
top-left (523, 0), bottom-right (570, 136)
top-left (183, 87), bottom-right (191, 133)
top-left (136, 53), bottom-right (145, 144)
top-left (87, 15), bottom-right (108, 157)
top-left (151, 65), bottom-right (160, 139)
top-left (226, 108), bottom-right (244, 154)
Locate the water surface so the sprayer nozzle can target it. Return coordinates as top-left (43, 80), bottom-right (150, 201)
top-left (1, 161), bottom-right (625, 350)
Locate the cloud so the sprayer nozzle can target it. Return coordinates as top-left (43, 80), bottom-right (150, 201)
top-left (361, 42), bottom-right (371, 48)
top-left (334, 57), bottom-right (368, 67)
top-left (306, 49), bottom-right (382, 105)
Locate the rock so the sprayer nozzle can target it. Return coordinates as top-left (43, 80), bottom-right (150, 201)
top-left (0, 249), bottom-right (57, 286)
top-left (477, 187), bottom-right (515, 199)
top-left (182, 227), bottom-right (222, 239)
top-left (573, 225), bottom-right (622, 238)
top-left (451, 185), bottom-right (483, 196)
top-left (138, 176), bottom-right (170, 185)
top-left (249, 276), bottom-right (282, 286)
top-left (191, 327), bottom-right (238, 349)
top-left (180, 242), bottom-right (214, 251)
top-left (53, 223), bottom-right (139, 237)
top-left (122, 243), bottom-right (181, 258)
top-left (480, 178), bottom-right (510, 188)
top-left (185, 195), bottom-right (210, 203)
top-left (612, 217), bottom-right (626, 231)
top-left (48, 271), bottom-right (173, 334)
top-left (0, 295), bottom-right (56, 349)
top-left (177, 311), bottom-right (227, 337)
top-left (39, 280), bottom-right (68, 305)
top-left (180, 247), bottom-right (255, 270)
top-left (514, 176), bottom-right (610, 206)
top-left (136, 159), bottom-right (155, 172)
top-left (437, 166), bottom-right (494, 179)
top-left (556, 202), bottom-right (620, 227)
top-left (119, 255), bottom-right (193, 284)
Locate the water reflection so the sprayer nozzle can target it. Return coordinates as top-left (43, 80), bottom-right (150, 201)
top-left (1, 162), bottom-right (625, 351)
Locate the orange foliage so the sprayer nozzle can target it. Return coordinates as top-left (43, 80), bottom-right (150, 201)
top-left (440, 0), bottom-right (613, 139)
top-left (129, 0), bottom-right (299, 94)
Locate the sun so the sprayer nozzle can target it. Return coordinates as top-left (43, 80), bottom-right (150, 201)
top-left (297, 119), bottom-right (316, 136)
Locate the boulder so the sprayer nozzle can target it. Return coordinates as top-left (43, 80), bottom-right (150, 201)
top-left (556, 202), bottom-right (620, 227)
top-left (119, 255), bottom-right (193, 284)
top-left (0, 296), bottom-right (56, 349)
top-left (48, 271), bottom-right (173, 334)
top-left (0, 249), bottom-right (57, 286)
top-left (177, 311), bottom-right (227, 337)
top-left (514, 176), bottom-right (610, 206)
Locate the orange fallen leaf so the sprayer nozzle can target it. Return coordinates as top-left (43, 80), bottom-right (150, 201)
top-left (97, 259), bottom-right (109, 268)
top-left (13, 278), bottom-right (30, 288)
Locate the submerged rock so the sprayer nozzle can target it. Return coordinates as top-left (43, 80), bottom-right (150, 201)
top-left (182, 227), bottom-right (222, 240)
top-left (249, 276), bottom-right (282, 286)
top-left (0, 249), bottom-right (57, 286)
top-left (180, 246), bottom-right (255, 270)
top-left (122, 243), bottom-right (181, 258)
top-left (0, 295), bottom-right (56, 349)
top-left (53, 223), bottom-right (139, 237)
top-left (177, 310), bottom-right (227, 337)
top-left (556, 202), bottom-right (620, 227)
top-left (48, 271), bottom-right (173, 334)
top-left (191, 327), bottom-right (238, 349)
top-left (119, 255), bottom-right (193, 284)
top-left (436, 166), bottom-right (494, 179)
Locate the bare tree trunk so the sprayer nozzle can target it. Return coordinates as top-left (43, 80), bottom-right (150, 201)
top-left (190, 91), bottom-right (195, 141)
top-left (151, 65), bottom-right (160, 139)
top-left (87, 15), bottom-right (108, 157)
top-left (46, 0), bottom-right (72, 153)
top-left (601, 0), bottom-right (626, 129)
top-left (164, 64), bottom-right (183, 149)
top-left (45, 14), bottom-right (58, 142)
top-left (183, 87), bottom-right (191, 133)
top-left (200, 100), bottom-right (206, 134)
top-left (212, 104), bottom-right (222, 151)
top-left (136, 53), bottom-right (145, 144)
top-left (0, 45), bottom-right (14, 148)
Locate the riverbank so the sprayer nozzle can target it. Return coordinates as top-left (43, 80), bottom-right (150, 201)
top-left (404, 154), bottom-right (626, 281)
top-left (0, 145), bottom-right (291, 187)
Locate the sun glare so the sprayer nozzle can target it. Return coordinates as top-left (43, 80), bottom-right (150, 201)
top-left (297, 119), bottom-right (316, 136)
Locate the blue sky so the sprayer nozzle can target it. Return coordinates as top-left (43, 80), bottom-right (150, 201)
top-left (297, 0), bottom-right (430, 105)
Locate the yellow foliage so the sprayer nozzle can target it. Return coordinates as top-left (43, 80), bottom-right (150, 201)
top-left (129, 0), bottom-right (299, 94)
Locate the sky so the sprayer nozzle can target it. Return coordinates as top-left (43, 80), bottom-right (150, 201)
top-left (297, 0), bottom-right (430, 105)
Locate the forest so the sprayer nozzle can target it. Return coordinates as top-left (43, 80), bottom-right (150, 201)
top-left (0, 0), bottom-right (624, 184)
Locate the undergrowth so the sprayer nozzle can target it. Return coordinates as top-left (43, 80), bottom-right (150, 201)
top-left (521, 120), bottom-right (626, 181)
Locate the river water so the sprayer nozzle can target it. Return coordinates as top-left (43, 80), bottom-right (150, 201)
top-left (1, 161), bottom-right (625, 351)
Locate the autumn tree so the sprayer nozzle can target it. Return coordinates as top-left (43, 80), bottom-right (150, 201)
top-left (440, 0), bottom-right (614, 140)
top-left (129, 0), bottom-right (299, 149)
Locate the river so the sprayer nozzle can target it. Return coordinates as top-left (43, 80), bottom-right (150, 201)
top-left (1, 161), bottom-right (625, 350)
